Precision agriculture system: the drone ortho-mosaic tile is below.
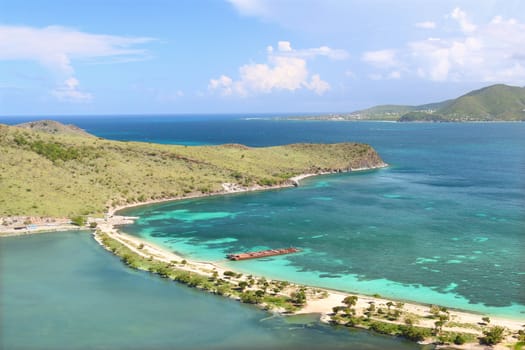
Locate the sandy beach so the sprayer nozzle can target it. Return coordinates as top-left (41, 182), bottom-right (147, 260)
top-left (93, 216), bottom-right (524, 349)
top-left (3, 165), bottom-right (523, 348)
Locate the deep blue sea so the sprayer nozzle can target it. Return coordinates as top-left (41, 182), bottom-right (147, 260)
top-left (2, 115), bottom-right (524, 322)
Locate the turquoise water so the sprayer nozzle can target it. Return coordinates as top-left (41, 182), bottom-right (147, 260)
top-left (114, 120), bottom-right (525, 320)
top-left (0, 231), bottom-right (422, 349)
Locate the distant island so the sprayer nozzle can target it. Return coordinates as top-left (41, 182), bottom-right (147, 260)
top-left (278, 84), bottom-right (525, 122)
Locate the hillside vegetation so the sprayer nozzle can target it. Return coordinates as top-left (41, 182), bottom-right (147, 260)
top-left (284, 84), bottom-right (525, 122)
top-left (359, 84), bottom-right (525, 121)
top-left (0, 121), bottom-right (385, 217)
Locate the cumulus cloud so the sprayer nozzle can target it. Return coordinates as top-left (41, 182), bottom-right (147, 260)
top-left (209, 41), bottom-right (345, 96)
top-left (0, 25), bottom-right (154, 102)
top-left (362, 8), bottom-right (525, 84)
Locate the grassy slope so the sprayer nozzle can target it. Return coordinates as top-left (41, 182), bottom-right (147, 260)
top-left (0, 123), bottom-right (384, 217)
top-left (438, 84), bottom-right (525, 121)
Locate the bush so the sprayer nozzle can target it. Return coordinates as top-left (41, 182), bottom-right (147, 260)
top-left (399, 325), bottom-right (431, 342)
top-left (480, 326), bottom-right (506, 345)
top-left (454, 334), bottom-right (466, 345)
top-left (70, 216), bottom-right (86, 226)
top-left (369, 321), bottom-right (400, 335)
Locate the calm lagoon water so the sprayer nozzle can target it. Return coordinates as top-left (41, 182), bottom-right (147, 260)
top-left (0, 231), bottom-right (422, 350)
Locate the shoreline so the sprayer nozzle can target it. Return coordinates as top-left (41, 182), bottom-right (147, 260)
top-left (92, 225), bottom-right (524, 349)
top-left (107, 165), bottom-right (387, 217)
top-left (3, 166), bottom-right (524, 348)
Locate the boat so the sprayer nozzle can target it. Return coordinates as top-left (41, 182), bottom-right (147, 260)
top-left (226, 247), bottom-right (300, 261)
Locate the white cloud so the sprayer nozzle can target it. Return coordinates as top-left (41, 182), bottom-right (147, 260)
top-left (362, 49), bottom-right (398, 68)
top-left (362, 8), bottom-right (525, 84)
top-left (51, 78), bottom-right (92, 102)
top-left (415, 21), bottom-right (436, 29)
top-left (0, 25), bottom-right (154, 102)
top-left (269, 40), bottom-right (349, 60)
top-left (209, 41), bottom-right (339, 96)
top-left (306, 74), bottom-right (330, 95)
top-left (450, 7), bottom-right (477, 33)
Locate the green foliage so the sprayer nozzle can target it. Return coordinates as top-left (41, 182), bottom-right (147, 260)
top-left (342, 295), bottom-right (358, 307)
top-left (480, 326), bottom-right (506, 345)
top-left (399, 325), bottom-right (431, 342)
top-left (30, 140), bottom-right (82, 162)
top-left (454, 334), bottom-right (466, 345)
top-left (289, 289), bottom-right (306, 306)
top-left (369, 321), bottom-right (400, 335)
top-left (70, 216), bottom-right (86, 226)
top-left (399, 112), bottom-right (447, 122)
top-left (240, 291), bottom-right (262, 304)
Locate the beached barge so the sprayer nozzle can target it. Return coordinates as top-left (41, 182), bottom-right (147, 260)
top-left (227, 247), bottom-right (300, 261)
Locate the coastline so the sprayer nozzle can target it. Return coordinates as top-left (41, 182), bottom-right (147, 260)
top-left (0, 166), bottom-right (387, 237)
top-left (3, 165), bottom-right (524, 348)
top-left (92, 222), bottom-right (524, 349)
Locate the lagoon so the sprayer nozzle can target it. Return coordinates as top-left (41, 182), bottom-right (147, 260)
top-left (0, 231), bottom-right (422, 349)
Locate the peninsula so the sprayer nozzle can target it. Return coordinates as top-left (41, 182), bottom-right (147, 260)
top-left (0, 120), bottom-right (386, 220)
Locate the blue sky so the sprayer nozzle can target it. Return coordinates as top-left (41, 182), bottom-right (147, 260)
top-left (1, 0), bottom-right (525, 115)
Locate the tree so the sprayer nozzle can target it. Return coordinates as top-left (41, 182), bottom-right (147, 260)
top-left (290, 290), bottom-right (306, 306)
top-left (237, 281), bottom-right (248, 291)
top-left (342, 295), bottom-right (358, 307)
top-left (481, 316), bottom-right (491, 325)
top-left (386, 301), bottom-right (394, 310)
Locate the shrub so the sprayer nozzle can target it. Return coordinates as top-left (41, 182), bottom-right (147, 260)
top-left (454, 334), bottom-right (466, 345)
top-left (399, 325), bottom-right (431, 342)
top-left (70, 216), bottom-right (86, 226)
top-left (480, 326), bottom-right (506, 345)
top-left (369, 321), bottom-right (400, 335)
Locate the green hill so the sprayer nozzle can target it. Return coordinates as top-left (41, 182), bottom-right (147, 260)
top-left (437, 84), bottom-right (525, 121)
top-left (365, 84), bottom-right (525, 121)
top-left (0, 121), bottom-right (385, 218)
top-left (283, 84), bottom-right (525, 122)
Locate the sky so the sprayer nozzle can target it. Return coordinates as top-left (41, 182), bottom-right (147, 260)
top-left (1, 0), bottom-right (525, 116)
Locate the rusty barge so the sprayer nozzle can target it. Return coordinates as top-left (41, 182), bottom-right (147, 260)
top-left (227, 247), bottom-right (300, 261)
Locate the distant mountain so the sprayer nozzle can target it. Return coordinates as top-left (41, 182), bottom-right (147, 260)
top-left (16, 120), bottom-right (95, 137)
top-left (282, 84), bottom-right (525, 122)
top-left (361, 84), bottom-right (525, 122)
top-left (436, 84), bottom-right (525, 121)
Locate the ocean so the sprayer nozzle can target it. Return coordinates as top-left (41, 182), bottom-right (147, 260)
top-left (1, 115), bottom-right (524, 347)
